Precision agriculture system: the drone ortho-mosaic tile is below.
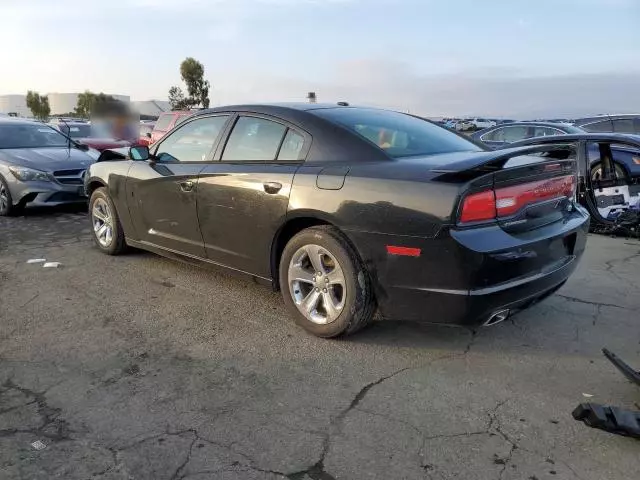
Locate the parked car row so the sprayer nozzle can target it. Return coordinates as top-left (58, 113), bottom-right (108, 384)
top-left (471, 118), bottom-right (640, 181)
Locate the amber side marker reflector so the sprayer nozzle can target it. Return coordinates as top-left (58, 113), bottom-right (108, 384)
top-left (386, 246), bottom-right (421, 257)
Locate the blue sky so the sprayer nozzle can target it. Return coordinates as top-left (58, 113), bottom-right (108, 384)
top-left (1, 0), bottom-right (638, 117)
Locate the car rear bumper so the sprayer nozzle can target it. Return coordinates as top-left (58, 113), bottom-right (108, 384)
top-left (384, 254), bottom-right (578, 327)
top-left (347, 204), bottom-right (590, 327)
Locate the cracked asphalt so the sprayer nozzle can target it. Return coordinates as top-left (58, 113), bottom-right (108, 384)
top-left (1, 205), bottom-right (639, 480)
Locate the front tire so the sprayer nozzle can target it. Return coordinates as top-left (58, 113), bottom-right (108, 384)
top-left (279, 226), bottom-right (375, 338)
top-left (0, 175), bottom-right (22, 217)
top-left (89, 187), bottom-right (127, 255)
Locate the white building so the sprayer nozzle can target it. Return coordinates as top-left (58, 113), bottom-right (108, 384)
top-left (0, 95), bottom-right (30, 117)
top-left (0, 92), bottom-right (129, 117)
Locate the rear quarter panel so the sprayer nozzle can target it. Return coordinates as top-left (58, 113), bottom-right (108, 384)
top-left (287, 161), bottom-right (467, 305)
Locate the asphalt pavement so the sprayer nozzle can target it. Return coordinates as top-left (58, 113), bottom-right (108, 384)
top-left (1, 206), bottom-right (639, 480)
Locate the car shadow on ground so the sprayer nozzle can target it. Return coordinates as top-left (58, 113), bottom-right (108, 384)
top-left (18, 203), bottom-right (88, 217)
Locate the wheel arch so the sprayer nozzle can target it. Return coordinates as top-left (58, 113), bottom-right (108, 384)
top-left (270, 211), bottom-right (362, 291)
top-left (86, 177), bottom-right (108, 197)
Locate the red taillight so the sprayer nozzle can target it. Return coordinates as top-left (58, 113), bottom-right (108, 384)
top-left (494, 175), bottom-right (575, 217)
top-left (459, 174), bottom-right (576, 224)
top-left (460, 190), bottom-right (497, 223)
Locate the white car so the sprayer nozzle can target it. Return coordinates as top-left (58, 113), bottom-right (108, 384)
top-left (470, 118), bottom-right (497, 130)
top-left (454, 120), bottom-right (474, 131)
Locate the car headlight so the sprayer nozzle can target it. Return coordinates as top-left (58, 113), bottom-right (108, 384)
top-left (8, 166), bottom-right (52, 182)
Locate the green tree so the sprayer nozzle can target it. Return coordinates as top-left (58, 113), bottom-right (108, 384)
top-left (169, 57), bottom-right (211, 110)
top-left (74, 90), bottom-right (95, 118)
top-left (74, 91), bottom-right (116, 118)
top-left (25, 91), bottom-right (50, 120)
top-left (168, 86), bottom-right (190, 110)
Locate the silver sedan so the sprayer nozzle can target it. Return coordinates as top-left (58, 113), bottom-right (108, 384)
top-left (0, 118), bottom-right (99, 216)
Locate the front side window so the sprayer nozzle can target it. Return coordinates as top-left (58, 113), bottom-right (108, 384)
top-left (222, 117), bottom-right (287, 162)
top-left (0, 123), bottom-right (68, 148)
top-left (315, 108), bottom-right (481, 157)
top-left (154, 115), bottom-right (229, 163)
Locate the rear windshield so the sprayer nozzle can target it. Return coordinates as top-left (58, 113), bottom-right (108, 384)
top-left (315, 108), bottom-right (482, 158)
top-left (58, 124), bottom-right (92, 138)
top-left (154, 114), bottom-right (174, 131)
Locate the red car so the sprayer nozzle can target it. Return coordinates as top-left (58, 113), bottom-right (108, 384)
top-left (138, 122), bottom-right (155, 146)
top-left (50, 121), bottom-right (131, 151)
top-left (150, 111), bottom-right (191, 144)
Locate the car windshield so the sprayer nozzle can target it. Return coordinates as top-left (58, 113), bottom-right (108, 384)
top-left (315, 108), bottom-right (483, 158)
top-left (0, 123), bottom-right (69, 149)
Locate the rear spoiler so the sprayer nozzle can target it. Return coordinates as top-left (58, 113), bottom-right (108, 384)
top-left (432, 144), bottom-right (576, 183)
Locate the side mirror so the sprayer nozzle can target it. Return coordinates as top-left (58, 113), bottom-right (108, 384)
top-left (145, 132), bottom-right (152, 138)
top-left (129, 145), bottom-right (150, 161)
top-left (76, 142), bottom-right (89, 151)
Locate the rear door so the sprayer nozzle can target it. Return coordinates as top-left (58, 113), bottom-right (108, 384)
top-left (126, 114), bottom-right (231, 257)
top-left (197, 114), bottom-right (309, 277)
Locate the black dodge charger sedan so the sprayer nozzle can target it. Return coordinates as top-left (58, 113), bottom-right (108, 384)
top-left (85, 103), bottom-right (589, 337)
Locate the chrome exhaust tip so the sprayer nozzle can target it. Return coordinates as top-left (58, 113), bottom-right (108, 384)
top-left (484, 309), bottom-right (510, 327)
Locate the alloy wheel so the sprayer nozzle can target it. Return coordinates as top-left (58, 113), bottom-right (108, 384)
top-left (92, 198), bottom-right (114, 247)
top-left (288, 244), bottom-right (346, 325)
top-left (0, 182), bottom-right (8, 213)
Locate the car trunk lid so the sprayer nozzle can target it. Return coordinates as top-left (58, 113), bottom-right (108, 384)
top-left (430, 144), bottom-right (578, 233)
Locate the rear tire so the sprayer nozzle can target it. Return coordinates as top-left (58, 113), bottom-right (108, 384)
top-left (279, 226), bottom-right (375, 338)
top-left (89, 187), bottom-right (127, 255)
top-left (0, 175), bottom-right (22, 217)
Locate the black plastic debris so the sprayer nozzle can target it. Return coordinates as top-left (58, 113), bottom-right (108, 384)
top-left (572, 349), bottom-right (640, 439)
top-left (572, 404), bottom-right (640, 439)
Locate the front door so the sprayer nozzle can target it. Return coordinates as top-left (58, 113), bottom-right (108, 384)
top-left (126, 114), bottom-right (231, 257)
top-left (197, 115), bottom-right (308, 278)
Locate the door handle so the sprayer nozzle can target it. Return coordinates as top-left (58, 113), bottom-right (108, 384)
top-left (179, 180), bottom-right (194, 192)
top-left (263, 182), bottom-right (282, 194)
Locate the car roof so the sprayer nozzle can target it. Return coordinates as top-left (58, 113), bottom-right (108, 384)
top-left (508, 132), bottom-right (640, 148)
top-left (573, 114), bottom-right (640, 125)
top-left (493, 121), bottom-right (576, 128)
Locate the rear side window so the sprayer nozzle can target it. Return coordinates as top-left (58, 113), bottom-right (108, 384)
top-left (480, 128), bottom-right (505, 142)
top-left (613, 119), bottom-right (635, 133)
top-left (315, 108), bottom-right (481, 158)
top-left (154, 114), bottom-right (174, 131)
top-left (277, 130), bottom-right (305, 161)
top-left (533, 126), bottom-right (563, 137)
top-left (502, 126), bottom-right (530, 143)
top-left (222, 117), bottom-right (287, 162)
top-left (582, 120), bottom-right (613, 133)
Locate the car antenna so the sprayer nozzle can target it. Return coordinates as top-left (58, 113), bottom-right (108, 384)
top-left (60, 118), bottom-right (71, 156)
